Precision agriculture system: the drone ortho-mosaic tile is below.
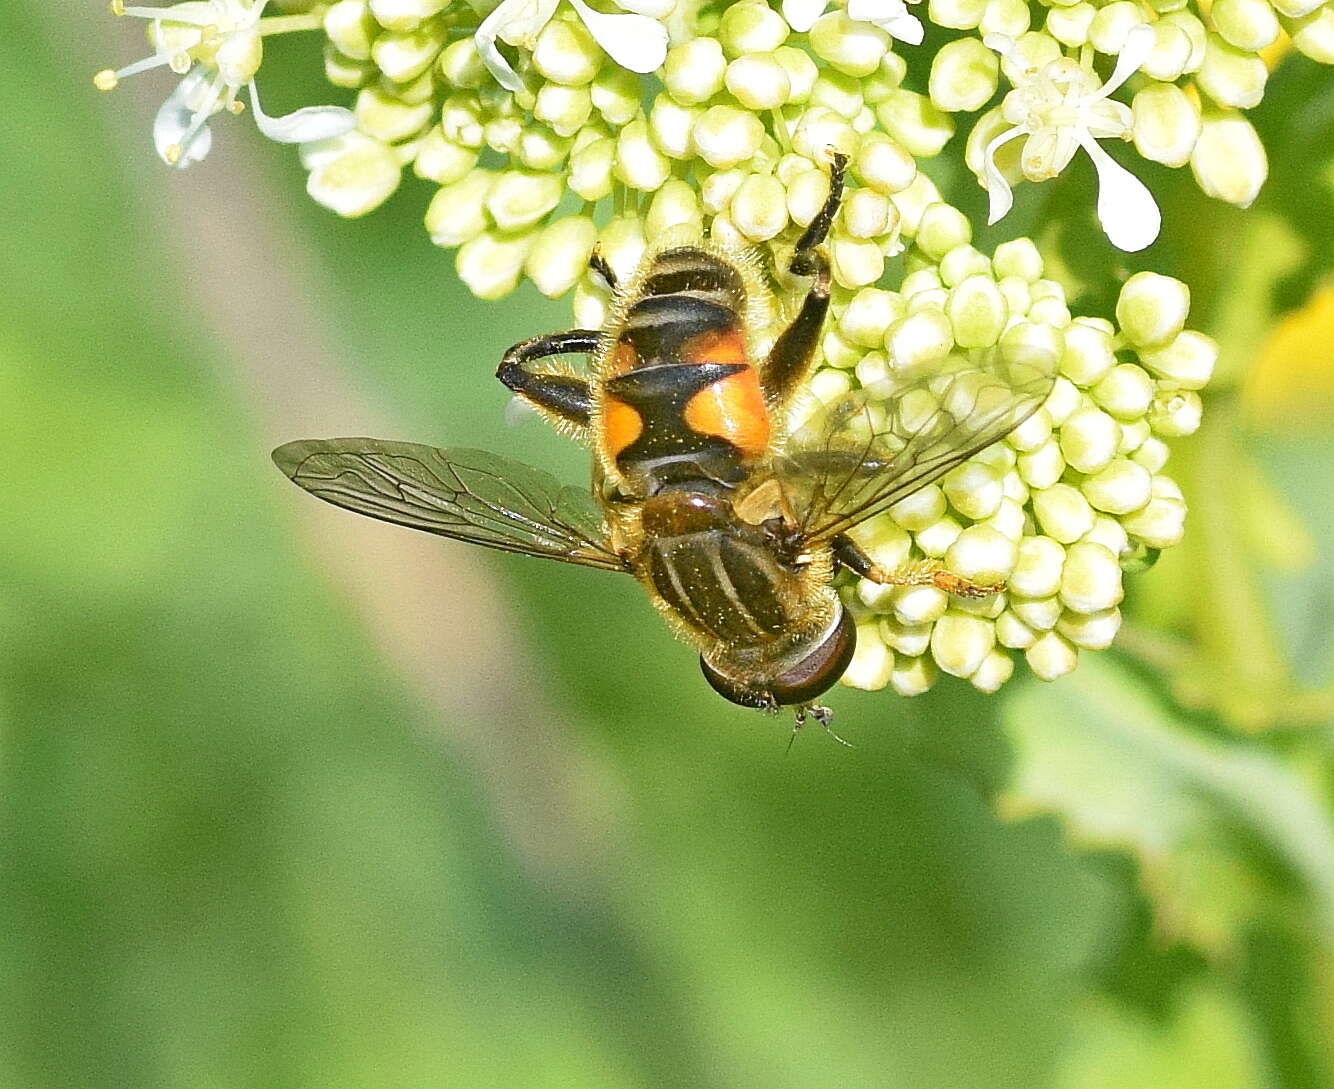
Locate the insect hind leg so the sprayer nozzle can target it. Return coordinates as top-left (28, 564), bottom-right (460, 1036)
top-left (834, 536), bottom-right (1004, 598)
top-left (496, 330), bottom-right (600, 434)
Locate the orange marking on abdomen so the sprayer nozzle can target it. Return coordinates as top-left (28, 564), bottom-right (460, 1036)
top-left (683, 365), bottom-right (771, 459)
top-left (609, 338), bottom-right (639, 375)
top-left (681, 326), bottom-right (748, 366)
top-left (602, 394), bottom-right (643, 459)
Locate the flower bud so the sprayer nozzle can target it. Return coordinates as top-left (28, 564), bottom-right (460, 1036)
top-left (1033, 483), bottom-right (1096, 543)
top-left (981, 0), bottom-right (1032, 38)
top-left (438, 38), bottom-right (486, 88)
top-left (614, 119), bottom-right (671, 191)
top-left (1016, 438), bottom-right (1065, 489)
top-left (372, 21), bottom-right (447, 83)
top-left (842, 626), bottom-right (895, 690)
top-left (694, 106), bottom-right (766, 169)
top-left (1213, 0), bottom-right (1281, 49)
top-left (1149, 390), bottom-right (1203, 436)
top-left (534, 83), bottom-right (593, 136)
top-left (830, 239), bottom-right (886, 289)
top-left (1060, 407), bottom-right (1121, 474)
top-left (931, 0), bottom-right (988, 29)
top-left (424, 169), bottom-right (493, 245)
top-left (525, 215), bottom-right (598, 297)
top-left (1046, 2), bottom-right (1097, 45)
top-left (1058, 321), bottom-right (1115, 386)
top-left (809, 12), bottom-right (892, 76)
top-left (1089, 1), bottom-right (1149, 53)
top-left (1121, 494), bottom-right (1187, 548)
top-left (356, 85), bottom-right (432, 142)
top-left (916, 203), bottom-right (972, 260)
top-left (719, 0), bottom-right (790, 55)
top-left (891, 654), bottom-right (939, 697)
top-left (853, 132), bottom-right (918, 194)
top-left (946, 525), bottom-right (1019, 584)
top-left (996, 609), bottom-right (1037, 649)
top-left (730, 173), bottom-right (790, 241)
top-left (325, 1), bottom-right (376, 61)
top-left (646, 179), bottom-right (703, 236)
top-left (1058, 608), bottom-right (1122, 651)
top-left (1190, 111), bottom-right (1268, 206)
top-left (890, 171), bottom-right (944, 234)
top-left (892, 584), bottom-right (950, 627)
top-left (533, 17), bottom-right (601, 85)
top-left (774, 45), bottom-right (819, 102)
top-left (1131, 82), bottom-right (1202, 167)
top-left (1026, 631), bottom-right (1079, 680)
top-left (590, 67), bottom-right (640, 125)
top-left (947, 275), bottom-right (1008, 348)
top-left (1010, 535), bottom-right (1065, 599)
top-left (1006, 406), bottom-right (1052, 452)
top-left (1082, 458), bottom-right (1152, 514)
top-left (726, 54), bottom-right (793, 110)
top-left (887, 309), bottom-right (955, 369)
top-left (456, 229), bottom-right (533, 300)
top-left (970, 650), bottom-right (1015, 693)
top-left (1012, 595), bottom-right (1062, 631)
top-left (917, 515), bottom-right (964, 558)
top-left (1286, 7), bottom-right (1334, 63)
top-left (369, 0), bottom-right (447, 32)
top-left (842, 188), bottom-right (896, 238)
top-left (1197, 35), bottom-right (1269, 109)
top-left (568, 134), bottom-right (614, 200)
top-left (889, 485), bottom-right (948, 532)
top-left (599, 215), bottom-right (647, 283)
top-left (943, 460), bottom-right (1005, 520)
top-left (810, 70), bottom-right (865, 118)
top-left (305, 133), bottom-right (402, 218)
top-left (1060, 541), bottom-right (1124, 614)
top-left (483, 169), bottom-right (561, 232)
top-left (1115, 273), bottom-right (1189, 349)
top-left (879, 616), bottom-right (932, 657)
top-left (930, 612), bottom-right (996, 678)
top-left (876, 91), bottom-right (955, 157)
top-left (1139, 330), bottom-right (1217, 389)
top-left (1141, 18), bottom-right (1196, 81)
top-left (663, 38), bottom-right (726, 104)
top-left (929, 38), bottom-right (999, 112)
top-left (1090, 363), bottom-right (1155, 419)
top-left (841, 289), bottom-right (902, 348)
top-left (413, 127), bottom-right (479, 183)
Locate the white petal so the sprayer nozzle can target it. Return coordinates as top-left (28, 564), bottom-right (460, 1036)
top-left (782, 0), bottom-right (828, 32)
top-left (569, 0), bottom-right (667, 74)
top-left (613, 0), bottom-right (674, 16)
top-left (981, 126), bottom-right (1026, 224)
top-left (152, 69), bottom-right (215, 168)
top-left (249, 81), bottom-right (356, 144)
top-left (1081, 135), bottom-right (1161, 252)
top-left (1099, 24), bottom-right (1155, 98)
top-left (474, 0), bottom-right (531, 92)
top-left (982, 32), bottom-right (1016, 56)
top-left (882, 10), bottom-right (924, 44)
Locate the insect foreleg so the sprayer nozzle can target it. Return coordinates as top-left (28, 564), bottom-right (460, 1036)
top-left (763, 151), bottom-right (847, 407)
top-left (833, 535), bottom-right (1004, 599)
top-left (496, 330), bottom-right (601, 434)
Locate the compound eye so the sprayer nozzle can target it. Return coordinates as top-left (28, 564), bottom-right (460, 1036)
top-left (767, 606), bottom-right (857, 706)
top-left (699, 607), bottom-right (857, 709)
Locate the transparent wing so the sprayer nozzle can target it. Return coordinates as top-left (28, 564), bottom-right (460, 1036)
top-left (773, 345), bottom-right (1057, 544)
top-left (272, 438), bottom-right (630, 572)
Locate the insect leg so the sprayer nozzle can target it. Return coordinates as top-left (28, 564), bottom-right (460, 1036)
top-left (763, 152), bottom-right (847, 406)
top-left (833, 536), bottom-right (1004, 598)
top-left (589, 248), bottom-right (618, 291)
top-left (496, 330), bottom-right (601, 432)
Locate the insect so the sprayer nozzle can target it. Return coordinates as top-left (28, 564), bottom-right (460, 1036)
top-left (273, 154), bottom-right (1054, 726)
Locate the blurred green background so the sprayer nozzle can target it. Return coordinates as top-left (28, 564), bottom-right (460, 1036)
top-left (4, 7), bottom-right (1333, 1089)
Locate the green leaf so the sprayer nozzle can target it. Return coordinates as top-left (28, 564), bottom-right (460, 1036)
top-left (1054, 983), bottom-right (1273, 1089)
top-left (1000, 658), bottom-right (1334, 959)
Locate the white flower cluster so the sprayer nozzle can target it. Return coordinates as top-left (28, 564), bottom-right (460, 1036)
top-left (97, 0), bottom-right (1305, 691)
top-left (824, 236), bottom-right (1210, 694)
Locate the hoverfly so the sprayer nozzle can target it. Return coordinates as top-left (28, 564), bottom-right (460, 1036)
top-left (274, 154), bottom-right (1054, 725)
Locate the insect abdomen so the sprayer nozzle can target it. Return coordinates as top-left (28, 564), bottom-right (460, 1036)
top-left (599, 248), bottom-right (771, 494)
top-left (638, 491), bottom-right (796, 647)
